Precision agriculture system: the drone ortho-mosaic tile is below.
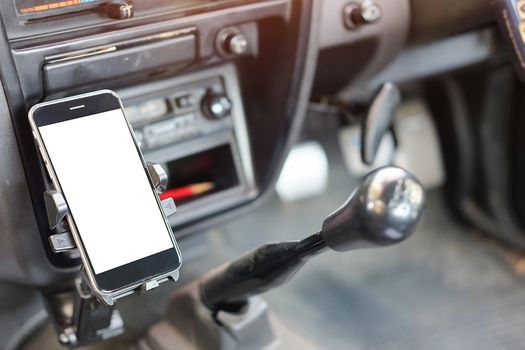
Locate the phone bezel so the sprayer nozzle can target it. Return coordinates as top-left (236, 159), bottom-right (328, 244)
top-left (29, 90), bottom-right (182, 295)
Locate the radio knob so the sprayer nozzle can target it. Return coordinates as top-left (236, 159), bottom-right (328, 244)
top-left (224, 33), bottom-right (249, 55)
top-left (106, 1), bottom-right (134, 20)
top-left (343, 0), bottom-right (381, 29)
top-left (217, 27), bottom-right (250, 57)
top-left (202, 92), bottom-right (232, 119)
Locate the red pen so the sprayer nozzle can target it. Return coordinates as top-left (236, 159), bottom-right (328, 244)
top-left (160, 182), bottom-right (214, 201)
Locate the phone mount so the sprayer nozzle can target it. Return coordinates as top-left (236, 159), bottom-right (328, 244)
top-left (42, 163), bottom-right (178, 347)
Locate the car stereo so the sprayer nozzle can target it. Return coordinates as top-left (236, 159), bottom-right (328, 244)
top-left (117, 64), bottom-right (256, 232)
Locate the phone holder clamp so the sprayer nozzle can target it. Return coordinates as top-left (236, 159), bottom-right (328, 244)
top-left (42, 162), bottom-right (177, 347)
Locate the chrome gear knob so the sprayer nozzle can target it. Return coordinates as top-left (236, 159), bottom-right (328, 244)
top-left (321, 166), bottom-right (425, 252)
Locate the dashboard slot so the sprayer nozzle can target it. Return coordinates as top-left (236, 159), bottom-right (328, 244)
top-left (43, 28), bottom-right (197, 94)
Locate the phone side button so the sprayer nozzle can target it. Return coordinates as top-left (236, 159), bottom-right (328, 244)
top-left (38, 147), bottom-right (48, 165)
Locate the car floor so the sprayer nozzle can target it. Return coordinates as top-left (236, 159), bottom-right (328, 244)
top-left (20, 118), bottom-right (525, 350)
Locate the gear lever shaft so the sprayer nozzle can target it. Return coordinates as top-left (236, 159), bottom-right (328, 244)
top-left (200, 166), bottom-right (425, 312)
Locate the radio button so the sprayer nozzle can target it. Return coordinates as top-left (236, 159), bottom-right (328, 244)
top-left (125, 98), bottom-right (168, 125)
top-left (143, 114), bottom-right (198, 149)
top-left (174, 94), bottom-right (198, 110)
top-left (202, 92), bottom-right (232, 119)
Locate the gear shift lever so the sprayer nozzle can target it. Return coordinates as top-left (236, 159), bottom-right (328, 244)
top-left (200, 166), bottom-right (425, 312)
top-left (142, 166), bottom-right (425, 350)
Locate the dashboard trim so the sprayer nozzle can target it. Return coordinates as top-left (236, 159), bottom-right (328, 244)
top-left (4, 0), bottom-right (269, 41)
top-left (12, 0), bottom-right (289, 102)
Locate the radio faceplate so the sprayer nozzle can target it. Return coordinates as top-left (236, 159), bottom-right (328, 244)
top-left (125, 76), bottom-right (233, 151)
top-left (118, 64), bottom-right (256, 231)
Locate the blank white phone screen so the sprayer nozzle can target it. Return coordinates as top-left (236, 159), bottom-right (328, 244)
top-left (39, 109), bottom-right (174, 274)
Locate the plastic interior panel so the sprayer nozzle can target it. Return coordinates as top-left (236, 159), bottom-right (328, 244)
top-left (0, 78), bottom-right (73, 285)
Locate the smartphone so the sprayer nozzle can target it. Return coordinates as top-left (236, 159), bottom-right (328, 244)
top-left (29, 90), bottom-right (182, 302)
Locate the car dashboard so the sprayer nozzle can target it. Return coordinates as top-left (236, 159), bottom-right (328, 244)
top-left (0, 0), bottom-right (497, 292)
